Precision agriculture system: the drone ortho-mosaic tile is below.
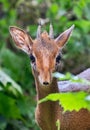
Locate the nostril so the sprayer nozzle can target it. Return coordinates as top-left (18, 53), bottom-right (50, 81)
top-left (43, 82), bottom-right (49, 86)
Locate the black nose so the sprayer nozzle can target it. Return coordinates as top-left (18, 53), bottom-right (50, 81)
top-left (43, 82), bottom-right (49, 86)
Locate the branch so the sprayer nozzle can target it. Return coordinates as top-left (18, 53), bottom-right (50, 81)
top-left (58, 81), bottom-right (90, 92)
top-left (58, 68), bottom-right (90, 93)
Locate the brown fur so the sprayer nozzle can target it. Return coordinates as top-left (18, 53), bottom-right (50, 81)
top-left (9, 25), bottom-right (90, 130)
top-left (34, 69), bottom-right (90, 130)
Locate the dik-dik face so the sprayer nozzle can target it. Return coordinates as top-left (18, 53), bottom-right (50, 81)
top-left (9, 24), bottom-right (74, 86)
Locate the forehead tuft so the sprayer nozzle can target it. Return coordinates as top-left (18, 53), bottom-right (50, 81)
top-left (33, 32), bottom-right (58, 55)
top-left (41, 31), bottom-right (49, 38)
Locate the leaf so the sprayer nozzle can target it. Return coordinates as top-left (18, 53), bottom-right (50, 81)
top-left (0, 69), bottom-right (23, 95)
top-left (0, 93), bottom-right (21, 119)
top-left (56, 119), bottom-right (60, 130)
top-left (50, 3), bottom-right (59, 14)
top-left (39, 92), bottom-right (90, 112)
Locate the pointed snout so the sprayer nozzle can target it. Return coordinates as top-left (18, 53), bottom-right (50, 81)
top-left (38, 70), bottom-right (52, 86)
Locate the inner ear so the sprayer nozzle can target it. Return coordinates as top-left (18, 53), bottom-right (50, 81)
top-left (9, 26), bottom-right (33, 54)
top-left (55, 25), bottom-right (74, 48)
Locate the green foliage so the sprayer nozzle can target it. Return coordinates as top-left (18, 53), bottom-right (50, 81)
top-left (39, 73), bottom-right (90, 113)
top-left (0, 92), bottom-right (21, 119)
top-left (53, 72), bottom-right (90, 85)
top-left (0, 0), bottom-right (17, 49)
top-left (0, 47), bottom-right (34, 90)
top-left (39, 91), bottom-right (90, 112)
top-left (0, 69), bottom-right (38, 130)
top-left (56, 119), bottom-right (60, 130)
top-left (0, 69), bottom-right (22, 95)
top-left (45, 0), bottom-right (90, 72)
top-left (0, 0), bottom-right (90, 129)
top-left (39, 72), bottom-right (90, 120)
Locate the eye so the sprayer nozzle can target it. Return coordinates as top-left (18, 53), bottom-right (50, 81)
top-left (30, 54), bottom-right (35, 63)
top-left (56, 55), bottom-right (61, 63)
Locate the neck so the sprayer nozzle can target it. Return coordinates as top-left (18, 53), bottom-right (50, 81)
top-left (36, 77), bottom-right (59, 100)
top-left (33, 70), bottom-right (60, 130)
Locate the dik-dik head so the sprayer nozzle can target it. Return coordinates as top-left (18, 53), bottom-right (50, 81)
top-left (9, 24), bottom-right (74, 86)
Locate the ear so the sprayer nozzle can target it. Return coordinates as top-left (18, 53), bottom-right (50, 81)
top-left (9, 26), bottom-right (33, 54)
top-left (55, 25), bottom-right (74, 48)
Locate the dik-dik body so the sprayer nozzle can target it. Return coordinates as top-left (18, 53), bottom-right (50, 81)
top-left (9, 24), bottom-right (90, 130)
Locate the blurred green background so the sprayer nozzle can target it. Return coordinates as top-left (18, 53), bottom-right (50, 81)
top-left (0, 0), bottom-right (90, 129)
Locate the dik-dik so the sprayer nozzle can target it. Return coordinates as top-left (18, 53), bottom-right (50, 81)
top-left (9, 24), bottom-right (90, 130)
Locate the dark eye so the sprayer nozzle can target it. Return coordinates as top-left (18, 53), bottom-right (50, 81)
top-left (56, 55), bottom-right (61, 63)
top-left (30, 54), bottom-right (35, 63)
